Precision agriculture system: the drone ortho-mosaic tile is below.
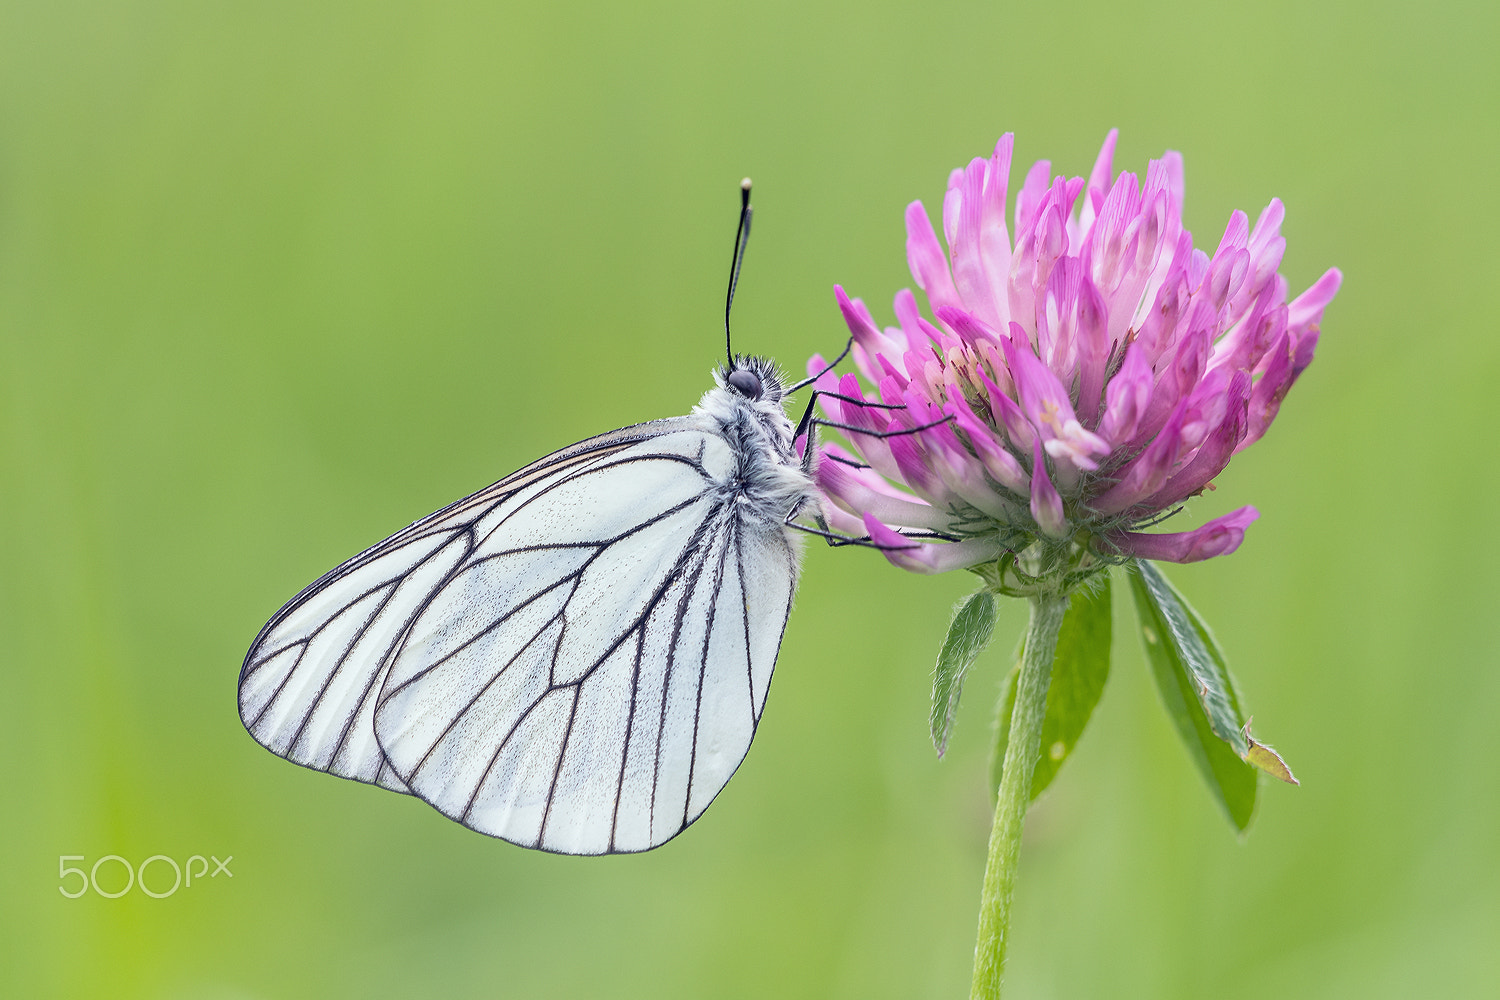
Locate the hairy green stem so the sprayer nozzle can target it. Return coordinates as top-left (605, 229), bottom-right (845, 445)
top-left (970, 590), bottom-right (1070, 1000)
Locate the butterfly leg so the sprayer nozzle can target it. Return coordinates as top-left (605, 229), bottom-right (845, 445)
top-left (791, 388), bottom-right (915, 450)
top-left (781, 498), bottom-right (905, 550)
top-left (788, 380), bottom-right (957, 550)
top-left (782, 503), bottom-right (958, 550)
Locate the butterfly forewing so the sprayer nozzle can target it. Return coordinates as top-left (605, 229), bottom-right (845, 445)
top-left (237, 419), bottom-right (693, 792)
top-left (240, 409), bottom-right (802, 854)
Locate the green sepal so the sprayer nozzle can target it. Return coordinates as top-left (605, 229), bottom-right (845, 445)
top-left (1128, 559), bottom-right (1265, 831)
top-left (990, 576), bottom-right (1112, 800)
top-left (1246, 738), bottom-right (1300, 785)
top-left (930, 590), bottom-right (999, 757)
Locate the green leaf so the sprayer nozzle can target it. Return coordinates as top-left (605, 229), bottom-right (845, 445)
top-left (931, 590), bottom-right (999, 757)
top-left (1128, 559), bottom-right (1259, 831)
top-left (991, 576), bottom-right (1113, 800)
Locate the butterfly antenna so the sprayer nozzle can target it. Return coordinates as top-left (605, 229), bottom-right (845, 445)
top-left (725, 178), bottom-right (753, 371)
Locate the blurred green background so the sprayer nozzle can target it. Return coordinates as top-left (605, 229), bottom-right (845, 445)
top-left (2, 1), bottom-right (1495, 997)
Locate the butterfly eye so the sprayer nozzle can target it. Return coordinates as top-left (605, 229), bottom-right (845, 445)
top-left (727, 369), bottom-right (764, 400)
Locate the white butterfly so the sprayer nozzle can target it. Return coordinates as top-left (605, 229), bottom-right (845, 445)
top-left (238, 183), bottom-right (882, 854)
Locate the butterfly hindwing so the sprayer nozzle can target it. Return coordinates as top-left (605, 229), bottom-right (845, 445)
top-left (372, 424), bottom-right (798, 854)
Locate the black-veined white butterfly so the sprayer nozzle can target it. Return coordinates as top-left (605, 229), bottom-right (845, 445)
top-left (238, 182), bottom-right (935, 854)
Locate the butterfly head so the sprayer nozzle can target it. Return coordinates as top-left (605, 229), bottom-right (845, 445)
top-left (718, 354), bottom-right (786, 405)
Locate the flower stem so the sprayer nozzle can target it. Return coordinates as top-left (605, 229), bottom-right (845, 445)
top-left (970, 590), bottom-right (1070, 1000)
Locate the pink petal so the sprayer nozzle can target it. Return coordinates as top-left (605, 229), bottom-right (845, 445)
top-left (952, 156), bottom-right (1003, 328)
top-left (923, 419), bottom-right (1015, 521)
top-left (1090, 401), bottom-right (1190, 514)
top-left (1288, 267), bottom-right (1343, 330)
top-left (1008, 189), bottom-right (1070, 337)
top-left (1208, 281), bottom-right (1282, 376)
top-left (1236, 324), bottom-right (1315, 452)
top-left (1002, 325), bottom-right (1078, 425)
top-left (1229, 198), bottom-right (1287, 319)
top-left (935, 305), bottom-right (1004, 353)
top-left (1249, 197), bottom-right (1285, 250)
top-left (1204, 246), bottom-right (1250, 316)
top-left (819, 441), bottom-right (923, 501)
top-left (887, 428), bottom-right (953, 506)
top-left (1134, 236), bottom-right (1194, 365)
top-left (1081, 168), bottom-right (1142, 302)
top-left (863, 513), bottom-right (1002, 574)
top-left (835, 286), bottom-right (901, 360)
top-left (827, 373), bottom-right (904, 485)
top-left (820, 496), bottom-right (868, 536)
top-left (1130, 312), bottom-right (1215, 449)
top-left (815, 457), bottom-right (955, 531)
top-left (1132, 155), bottom-right (1185, 323)
top-left (854, 342), bottom-right (901, 387)
top-left (892, 289), bottom-right (930, 353)
top-left (947, 391), bottom-right (1029, 493)
top-left (1291, 328), bottom-right (1318, 376)
top-left (942, 180), bottom-right (962, 250)
top-left (1001, 326), bottom-right (1109, 469)
top-left (1030, 439), bottom-right (1067, 538)
top-left (1108, 506), bottom-right (1259, 563)
top-left (905, 201), bottom-right (962, 314)
top-left (982, 372), bottom-right (1035, 450)
top-left (1177, 367), bottom-right (1232, 452)
top-left (1058, 260), bottom-right (1112, 424)
top-left (918, 315), bottom-right (959, 353)
top-left (1161, 150), bottom-right (1185, 228)
top-left (1098, 339), bottom-right (1153, 444)
top-left (1079, 128), bottom-right (1119, 234)
top-left (1145, 370), bottom-right (1251, 508)
top-left (981, 134), bottom-right (1015, 324)
top-left (1014, 158), bottom-right (1053, 236)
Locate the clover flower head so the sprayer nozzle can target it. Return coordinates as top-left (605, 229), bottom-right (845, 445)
top-left (810, 130), bottom-right (1341, 577)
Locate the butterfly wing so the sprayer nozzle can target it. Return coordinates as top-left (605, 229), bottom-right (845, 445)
top-left (239, 415), bottom-right (799, 854)
top-left (238, 418), bottom-right (699, 794)
top-left (372, 422), bottom-right (799, 854)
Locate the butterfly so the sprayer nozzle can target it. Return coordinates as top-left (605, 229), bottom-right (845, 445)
top-left (237, 181), bottom-right (920, 855)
